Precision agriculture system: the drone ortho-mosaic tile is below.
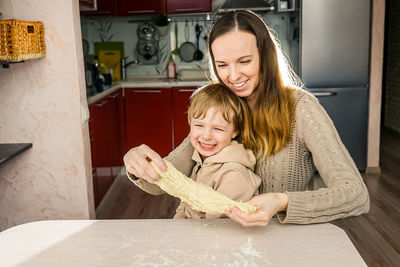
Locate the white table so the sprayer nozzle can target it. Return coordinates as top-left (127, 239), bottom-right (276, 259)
top-left (0, 219), bottom-right (366, 266)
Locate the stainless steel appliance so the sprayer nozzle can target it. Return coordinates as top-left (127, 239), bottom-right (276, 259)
top-left (301, 0), bottom-right (370, 170)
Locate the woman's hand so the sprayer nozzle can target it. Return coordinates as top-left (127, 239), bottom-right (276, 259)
top-left (123, 144), bottom-right (166, 183)
top-left (225, 193), bottom-right (288, 227)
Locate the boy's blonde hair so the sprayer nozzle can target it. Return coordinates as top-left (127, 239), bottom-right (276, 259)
top-left (188, 83), bottom-right (254, 148)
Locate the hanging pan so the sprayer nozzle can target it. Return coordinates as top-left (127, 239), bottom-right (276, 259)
top-left (179, 21), bottom-right (196, 63)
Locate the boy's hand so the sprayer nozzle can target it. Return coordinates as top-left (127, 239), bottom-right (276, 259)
top-left (123, 144), bottom-right (166, 182)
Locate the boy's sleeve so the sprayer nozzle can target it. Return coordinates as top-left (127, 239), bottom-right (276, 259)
top-left (212, 163), bottom-right (261, 203)
top-left (203, 164), bottom-right (261, 219)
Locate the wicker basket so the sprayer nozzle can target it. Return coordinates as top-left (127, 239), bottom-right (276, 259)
top-left (0, 20), bottom-right (46, 62)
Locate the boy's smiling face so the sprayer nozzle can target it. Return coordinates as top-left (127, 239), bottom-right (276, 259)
top-left (189, 107), bottom-right (238, 159)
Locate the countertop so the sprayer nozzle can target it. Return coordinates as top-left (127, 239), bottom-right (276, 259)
top-left (0, 219), bottom-right (366, 266)
top-left (87, 78), bottom-right (210, 105)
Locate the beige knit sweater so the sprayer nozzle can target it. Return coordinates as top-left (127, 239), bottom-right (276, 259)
top-left (129, 89), bottom-right (370, 224)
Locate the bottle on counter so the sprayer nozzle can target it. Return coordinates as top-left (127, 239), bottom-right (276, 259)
top-left (94, 56), bottom-right (112, 91)
top-left (166, 54), bottom-right (176, 80)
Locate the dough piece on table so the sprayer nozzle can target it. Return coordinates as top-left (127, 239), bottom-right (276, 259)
top-left (150, 160), bottom-right (257, 215)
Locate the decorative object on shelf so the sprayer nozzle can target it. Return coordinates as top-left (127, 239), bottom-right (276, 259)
top-left (154, 15), bottom-right (170, 37)
top-left (0, 20), bottom-right (45, 68)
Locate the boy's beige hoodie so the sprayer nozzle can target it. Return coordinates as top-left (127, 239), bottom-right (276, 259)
top-left (174, 140), bottom-right (261, 219)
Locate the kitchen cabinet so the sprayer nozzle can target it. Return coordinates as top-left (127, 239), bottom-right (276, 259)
top-left (167, 0), bottom-right (211, 14)
top-left (118, 0), bottom-right (165, 16)
top-left (117, 0), bottom-right (210, 16)
top-left (89, 90), bottom-right (123, 167)
top-left (124, 88), bottom-right (173, 157)
top-left (89, 89), bottom-right (123, 208)
top-left (172, 87), bottom-right (196, 147)
top-left (81, 0), bottom-right (118, 15)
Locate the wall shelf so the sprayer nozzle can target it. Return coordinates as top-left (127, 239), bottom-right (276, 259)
top-left (0, 143), bottom-right (32, 166)
top-left (0, 61), bottom-right (25, 68)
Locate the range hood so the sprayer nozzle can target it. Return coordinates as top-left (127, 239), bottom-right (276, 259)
top-left (216, 0), bottom-right (275, 13)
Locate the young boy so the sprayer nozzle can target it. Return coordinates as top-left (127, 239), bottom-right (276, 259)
top-left (174, 83), bottom-right (261, 219)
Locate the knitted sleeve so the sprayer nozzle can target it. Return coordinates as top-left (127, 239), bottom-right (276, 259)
top-left (278, 93), bottom-right (370, 224)
top-left (127, 136), bottom-right (195, 195)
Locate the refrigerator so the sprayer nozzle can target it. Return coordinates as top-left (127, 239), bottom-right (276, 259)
top-left (300, 0), bottom-right (371, 171)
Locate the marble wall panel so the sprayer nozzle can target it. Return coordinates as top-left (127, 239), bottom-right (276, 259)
top-left (0, 0), bottom-right (94, 231)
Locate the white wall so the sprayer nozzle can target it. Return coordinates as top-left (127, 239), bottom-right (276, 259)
top-left (80, 12), bottom-right (299, 77)
top-left (0, 0), bottom-right (94, 231)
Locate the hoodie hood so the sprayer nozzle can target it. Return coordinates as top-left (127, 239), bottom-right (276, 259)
top-left (192, 140), bottom-right (256, 170)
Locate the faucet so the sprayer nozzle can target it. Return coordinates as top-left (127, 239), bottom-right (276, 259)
top-left (121, 57), bottom-right (139, 80)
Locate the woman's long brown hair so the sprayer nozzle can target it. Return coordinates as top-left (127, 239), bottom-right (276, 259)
top-left (208, 10), bottom-right (297, 158)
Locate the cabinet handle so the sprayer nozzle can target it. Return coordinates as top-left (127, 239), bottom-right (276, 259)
top-left (94, 100), bottom-right (108, 107)
top-left (174, 8), bottom-right (202, 12)
top-left (178, 89), bottom-right (196, 93)
top-left (312, 92), bottom-right (337, 97)
top-left (127, 10), bottom-right (155, 14)
top-left (92, 11), bottom-right (111, 14)
top-left (109, 93), bottom-right (119, 99)
top-left (134, 90), bottom-right (162, 93)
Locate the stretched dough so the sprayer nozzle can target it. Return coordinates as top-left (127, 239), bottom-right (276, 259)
top-left (150, 160), bottom-right (257, 215)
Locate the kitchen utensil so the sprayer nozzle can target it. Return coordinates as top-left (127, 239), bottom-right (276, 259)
top-left (179, 21), bottom-right (196, 63)
top-left (98, 50), bottom-right (121, 80)
top-left (137, 39), bottom-right (158, 60)
top-left (171, 22), bottom-right (179, 55)
top-left (94, 41), bottom-right (124, 61)
top-left (193, 23), bottom-right (203, 61)
top-left (137, 23), bottom-right (156, 40)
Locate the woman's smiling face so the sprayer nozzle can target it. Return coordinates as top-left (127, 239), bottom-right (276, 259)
top-left (211, 30), bottom-right (260, 104)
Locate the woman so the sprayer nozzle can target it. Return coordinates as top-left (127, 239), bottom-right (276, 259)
top-left (124, 10), bottom-right (369, 227)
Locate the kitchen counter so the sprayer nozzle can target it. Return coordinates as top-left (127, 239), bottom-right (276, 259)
top-left (0, 219), bottom-right (366, 266)
top-left (87, 78), bottom-right (210, 105)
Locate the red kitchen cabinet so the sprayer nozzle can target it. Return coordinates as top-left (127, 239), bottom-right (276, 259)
top-left (167, 0), bottom-right (211, 14)
top-left (172, 87), bottom-right (196, 147)
top-left (118, 0), bottom-right (165, 16)
top-left (89, 89), bottom-right (124, 209)
top-left (89, 90), bottom-right (123, 167)
top-left (117, 0), bottom-right (210, 16)
top-left (124, 88), bottom-right (173, 157)
top-left (89, 99), bottom-right (109, 167)
top-left (81, 0), bottom-right (118, 16)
